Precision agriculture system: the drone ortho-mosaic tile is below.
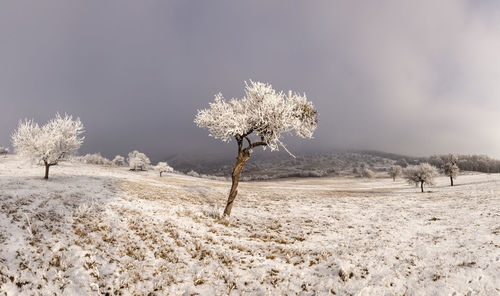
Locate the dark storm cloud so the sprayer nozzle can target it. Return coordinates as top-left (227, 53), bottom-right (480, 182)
top-left (1, 0), bottom-right (500, 161)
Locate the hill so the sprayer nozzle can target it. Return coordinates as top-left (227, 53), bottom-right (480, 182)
top-left (1, 155), bottom-right (499, 295)
top-left (164, 149), bottom-right (500, 180)
top-left (164, 150), bottom-right (396, 180)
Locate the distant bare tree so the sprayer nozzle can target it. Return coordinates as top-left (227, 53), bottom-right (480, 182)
top-left (388, 165), bottom-right (402, 181)
top-left (404, 163), bottom-right (438, 193)
top-left (443, 154), bottom-right (459, 186)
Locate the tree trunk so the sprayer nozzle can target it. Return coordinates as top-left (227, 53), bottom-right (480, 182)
top-left (44, 162), bottom-right (50, 179)
top-left (160, 172), bottom-right (163, 177)
top-left (393, 176), bottom-right (395, 181)
top-left (223, 150), bottom-right (250, 217)
top-left (450, 176), bottom-right (454, 186)
top-left (420, 181), bottom-right (424, 193)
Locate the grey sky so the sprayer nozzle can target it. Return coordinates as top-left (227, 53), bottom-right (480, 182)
top-left (1, 0), bottom-right (500, 161)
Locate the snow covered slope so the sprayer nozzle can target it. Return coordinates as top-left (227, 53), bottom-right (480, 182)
top-left (0, 155), bottom-right (499, 295)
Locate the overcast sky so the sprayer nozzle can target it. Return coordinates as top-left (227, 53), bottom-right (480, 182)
top-left (1, 0), bottom-right (500, 161)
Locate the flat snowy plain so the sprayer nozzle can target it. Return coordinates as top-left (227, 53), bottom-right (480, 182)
top-left (0, 155), bottom-right (499, 295)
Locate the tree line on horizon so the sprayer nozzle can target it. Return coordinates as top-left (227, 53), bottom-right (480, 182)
top-left (363, 150), bottom-right (500, 174)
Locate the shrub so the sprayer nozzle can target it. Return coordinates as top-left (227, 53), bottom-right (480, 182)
top-left (361, 168), bottom-right (375, 178)
top-left (82, 153), bottom-right (111, 166)
top-left (112, 155), bottom-right (126, 167)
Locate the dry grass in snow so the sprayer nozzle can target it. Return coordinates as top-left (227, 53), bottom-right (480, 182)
top-left (0, 155), bottom-right (499, 295)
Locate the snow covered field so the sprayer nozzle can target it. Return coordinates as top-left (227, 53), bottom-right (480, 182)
top-left (0, 155), bottom-right (499, 295)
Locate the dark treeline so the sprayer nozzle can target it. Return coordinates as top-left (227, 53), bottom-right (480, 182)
top-left (363, 150), bottom-right (500, 174)
top-left (168, 150), bottom-right (500, 179)
top-left (426, 154), bottom-right (500, 174)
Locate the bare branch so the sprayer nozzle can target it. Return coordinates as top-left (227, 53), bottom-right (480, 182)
top-left (249, 141), bottom-right (267, 149)
top-left (244, 136), bottom-right (252, 147)
top-left (242, 128), bottom-right (254, 138)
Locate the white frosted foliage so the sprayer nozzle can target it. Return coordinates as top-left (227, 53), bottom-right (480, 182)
top-left (82, 153), bottom-right (111, 166)
top-left (194, 80), bottom-right (318, 154)
top-left (155, 161), bottom-right (173, 176)
top-left (112, 155), bottom-right (126, 167)
top-left (11, 113), bottom-right (84, 166)
top-left (128, 150), bottom-right (151, 171)
top-left (361, 168), bottom-right (375, 178)
top-left (404, 163), bottom-right (438, 192)
top-left (443, 154), bottom-right (459, 178)
top-left (388, 165), bottom-right (402, 180)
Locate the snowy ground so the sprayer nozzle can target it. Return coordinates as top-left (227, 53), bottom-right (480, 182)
top-left (0, 155), bottom-right (499, 295)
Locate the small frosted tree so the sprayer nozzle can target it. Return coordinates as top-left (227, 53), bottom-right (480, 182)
top-left (11, 114), bottom-right (84, 179)
top-left (195, 80), bottom-right (318, 216)
top-left (361, 168), bottom-right (375, 178)
top-left (404, 163), bottom-right (438, 192)
top-left (443, 154), bottom-right (459, 186)
top-left (155, 162), bottom-right (173, 177)
top-left (388, 165), bottom-right (402, 181)
top-left (112, 155), bottom-right (125, 167)
top-left (128, 150), bottom-right (151, 171)
top-left (0, 146), bottom-right (8, 157)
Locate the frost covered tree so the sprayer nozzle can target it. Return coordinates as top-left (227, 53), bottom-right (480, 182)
top-left (361, 168), bottom-right (375, 178)
top-left (11, 114), bottom-right (84, 179)
top-left (128, 150), bottom-right (151, 171)
top-left (0, 146), bottom-right (8, 157)
top-left (443, 154), bottom-right (459, 186)
top-left (195, 80), bottom-right (318, 216)
top-left (388, 165), bottom-right (402, 181)
top-left (155, 162), bottom-right (173, 177)
top-left (112, 155), bottom-right (125, 167)
top-left (404, 163), bottom-right (438, 193)
top-left (82, 153), bottom-right (111, 165)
